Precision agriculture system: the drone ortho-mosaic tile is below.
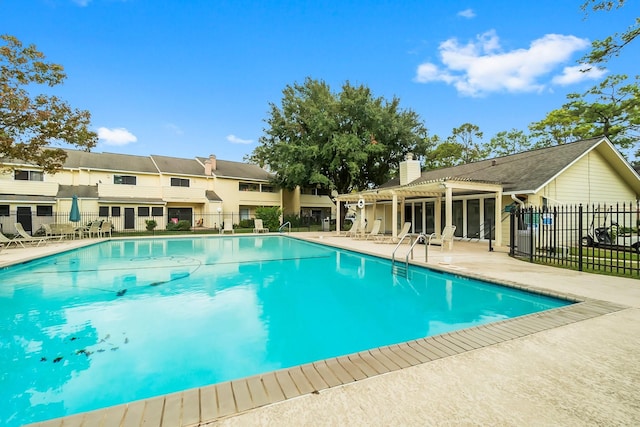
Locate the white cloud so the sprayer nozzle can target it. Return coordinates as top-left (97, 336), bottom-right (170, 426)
top-left (415, 30), bottom-right (592, 96)
top-left (226, 134), bottom-right (253, 144)
top-left (97, 127), bottom-right (138, 146)
top-left (457, 9), bottom-right (475, 19)
top-left (552, 64), bottom-right (607, 85)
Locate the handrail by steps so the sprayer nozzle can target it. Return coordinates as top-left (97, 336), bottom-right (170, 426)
top-left (278, 221), bottom-right (291, 233)
top-left (391, 233), bottom-right (426, 276)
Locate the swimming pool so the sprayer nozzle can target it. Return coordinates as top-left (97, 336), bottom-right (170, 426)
top-left (0, 235), bottom-right (571, 426)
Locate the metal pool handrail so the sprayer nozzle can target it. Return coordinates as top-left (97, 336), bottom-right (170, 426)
top-left (279, 221), bottom-right (291, 233)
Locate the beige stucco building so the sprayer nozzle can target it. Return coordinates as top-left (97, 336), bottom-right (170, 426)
top-left (0, 149), bottom-right (335, 234)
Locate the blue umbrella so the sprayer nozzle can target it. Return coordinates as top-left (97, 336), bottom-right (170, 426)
top-left (69, 195), bottom-right (81, 222)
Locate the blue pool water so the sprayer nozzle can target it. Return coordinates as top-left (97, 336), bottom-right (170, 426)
top-left (0, 236), bottom-right (570, 426)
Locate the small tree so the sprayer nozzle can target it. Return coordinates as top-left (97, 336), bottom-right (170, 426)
top-left (255, 206), bottom-right (282, 232)
top-left (1, 35), bottom-right (97, 172)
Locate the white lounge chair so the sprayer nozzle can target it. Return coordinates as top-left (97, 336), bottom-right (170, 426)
top-left (344, 220), bottom-right (362, 238)
top-left (86, 221), bottom-right (102, 238)
top-left (375, 222), bottom-right (412, 244)
top-left (100, 221), bottom-right (113, 238)
top-left (354, 219), bottom-right (381, 240)
top-left (14, 223), bottom-right (50, 246)
top-left (222, 220), bottom-right (234, 234)
top-left (42, 223), bottom-right (65, 241)
top-left (428, 225), bottom-right (457, 251)
top-left (253, 219), bottom-right (269, 233)
top-left (0, 230), bottom-right (25, 248)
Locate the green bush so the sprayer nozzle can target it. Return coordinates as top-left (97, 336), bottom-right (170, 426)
top-left (283, 214), bottom-right (300, 228)
top-left (256, 206), bottom-right (282, 231)
top-left (166, 220), bottom-right (191, 231)
top-left (145, 219), bottom-right (157, 231)
top-left (238, 219), bottom-right (254, 229)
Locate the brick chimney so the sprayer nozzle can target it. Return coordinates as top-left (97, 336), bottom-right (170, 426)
top-left (204, 154), bottom-right (217, 176)
top-left (399, 153), bottom-right (421, 186)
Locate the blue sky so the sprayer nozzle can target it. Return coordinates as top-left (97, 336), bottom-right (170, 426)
top-left (2, 0), bottom-right (639, 162)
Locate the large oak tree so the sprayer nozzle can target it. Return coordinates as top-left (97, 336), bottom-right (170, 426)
top-left (248, 77), bottom-right (431, 197)
top-left (1, 35), bottom-right (97, 172)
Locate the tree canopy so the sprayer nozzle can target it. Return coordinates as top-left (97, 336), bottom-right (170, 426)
top-left (0, 35), bottom-right (97, 172)
top-left (424, 123), bottom-right (488, 168)
top-left (248, 78), bottom-right (431, 194)
top-left (529, 74), bottom-right (640, 151)
top-left (581, 1), bottom-right (639, 65)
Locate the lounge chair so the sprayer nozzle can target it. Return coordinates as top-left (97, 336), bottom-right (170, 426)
top-left (354, 219), bottom-right (381, 240)
top-left (100, 221), bottom-right (113, 238)
top-left (344, 220), bottom-right (362, 238)
top-left (14, 223), bottom-right (50, 246)
top-left (375, 222), bottom-right (412, 244)
top-left (222, 220), bottom-right (234, 234)
top-left (43, 223), bottom-right (65, 241)
top-left (85, 221), bottom-right (102, 238)
top-left (253, 219), bottom-right (269, 233)
top-left (0, 230), bottom-right (25, 248)
top-left (428, 225), bottom-right (457, 251)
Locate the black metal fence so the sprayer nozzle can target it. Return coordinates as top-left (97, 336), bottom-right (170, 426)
top-left (509, 203), bottom-right (640, 277)
top-left (0, 211), bottom-right (329, 237)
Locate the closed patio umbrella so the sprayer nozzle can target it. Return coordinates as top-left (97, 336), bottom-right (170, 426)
top-left (69, 195), bottom-right (81, 222)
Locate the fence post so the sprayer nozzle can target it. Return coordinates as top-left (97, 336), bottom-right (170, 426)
top-left (578, 204), bottom-right (583, 272)
top-left (528, 207), bottom-right (534, 263)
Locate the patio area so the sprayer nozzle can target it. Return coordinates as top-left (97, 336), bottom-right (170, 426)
top-left (4, 233), bottom-right (640, 426)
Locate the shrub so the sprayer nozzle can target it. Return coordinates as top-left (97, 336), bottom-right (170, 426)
top-left (166, 219), bottom-right (191, 231)
top-left (238, 219), bottom-right (254, 229)
top-left (283, 214), bottom-right (300, 228)
top-left (145, 219), bottom-right (157, 231)
top-left (256, 206), bottom-right (282, 231)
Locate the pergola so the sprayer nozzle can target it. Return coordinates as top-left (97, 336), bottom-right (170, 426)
top-left (335, 177), bottom-right (504, 246)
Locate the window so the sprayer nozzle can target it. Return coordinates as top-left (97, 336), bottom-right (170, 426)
top-left (36, 205), bottom-right (53, 216)
top-left (138, 207), bottom-right (150, 216)
top-left (111, 206), bottom-right (121, 217)
top-left (239, 208), bottom-right (250, 220)
top-left (114, 175), bottom-right (136, 185)
top-left (239, 182), bottom-right (259, 192)
top-left (15, 170), bottom-right (44, 181)
top-left (151, 207), bottom-right (163, 216)
top-left (261, 185), bottom-right (275, 193)
top-left (170, 177), bottom-right (190, 187)
top-left (99, 206), bottom-right (109, 217)
top-left (0, 205), bottom-right (9, 216)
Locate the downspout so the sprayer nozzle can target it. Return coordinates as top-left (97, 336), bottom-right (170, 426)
top-left (511, 194), bottom-right (525, 208)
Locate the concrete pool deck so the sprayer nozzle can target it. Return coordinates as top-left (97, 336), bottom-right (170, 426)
top-left (4, 234), bottom-right (639, 426)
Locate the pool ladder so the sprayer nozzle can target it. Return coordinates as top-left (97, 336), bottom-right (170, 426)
top-left (391, 234), bottom-right (426, 278)
top-left (278, 221), bottom-right (291, 234)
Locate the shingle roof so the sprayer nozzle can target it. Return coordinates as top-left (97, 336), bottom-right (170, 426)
top-left (205, 190), bottom-right (222, 201)
top-left (57, 185), bottom-right (99, 198)
top-left (58, 149), bottom-right (272, 181)
top-left (60, 149), bottom-right (157, 173)
top-left (150, 155), bottom-right (205, 176)
top-left (381, 137), bottom-right (607, 193)
top-left (196, 157), bottom-right (274, 181)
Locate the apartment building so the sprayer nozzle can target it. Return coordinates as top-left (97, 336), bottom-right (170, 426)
top-left (0, 149), bottom-right (335, 233)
